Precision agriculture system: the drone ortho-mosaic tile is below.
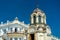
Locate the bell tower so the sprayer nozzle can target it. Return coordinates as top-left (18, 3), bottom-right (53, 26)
top-left (30, 8), bottom-right (46, 26)
top-left (28, 8), bottom-right (51, 40)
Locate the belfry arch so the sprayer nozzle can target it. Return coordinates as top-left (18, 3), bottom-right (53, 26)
top-left (33, 15), bottom-right (36, 24)
top-left (38, 15), bottom-right (41, 23)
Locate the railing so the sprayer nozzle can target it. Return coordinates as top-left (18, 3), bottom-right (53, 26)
top-left (7, 33), bottom-right (24, 38)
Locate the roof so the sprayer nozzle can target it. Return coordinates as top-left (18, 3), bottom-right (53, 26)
top-left (33, 8), bottom-right (44, 13)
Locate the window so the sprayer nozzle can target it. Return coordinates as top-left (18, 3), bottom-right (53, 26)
top-left (4, 29), bottom-right (6, 33)
top-left (15, 28), bottom-right (17, 32)
top-left (10, 28), bottom-right (12, 32)
top-left (34, 16), bottom-right (36, 24)
top-left (38, 16), bottom-right (41, 23)
top-left (15, 38), bottom-right (17, 40)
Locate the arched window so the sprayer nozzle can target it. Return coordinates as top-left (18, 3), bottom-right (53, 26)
top-left (11, 28), bottom-right (12, 32)
top-left (15, 27), bottom-right (17, 32)
top-left (33, 15), bottom-right (36, 24)
top-left (4, 29), bottom-right (6, 33)
top-left (38, 16), bottom-right (41, 23)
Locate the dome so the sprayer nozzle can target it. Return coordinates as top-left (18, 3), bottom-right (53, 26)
top-left (33, 8), bottom-right (44, 13)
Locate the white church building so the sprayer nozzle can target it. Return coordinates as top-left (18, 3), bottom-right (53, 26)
top-left (0, 8), bottom-right (60, 40)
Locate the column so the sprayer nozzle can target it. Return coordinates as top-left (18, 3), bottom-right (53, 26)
top-left (44, 17), bottom-right (46, 24)
top-left (12, 28), bottom-right (15, 33)
top-left (31, 16), bottom-right (34, 24)
top-left (24, 35), bottom-right (26, 40)
top-left (20, 38), bottom-right (21, 40)
top-left (0, 29), bottom-right (4, 36)
top-left (17, 28), bottom-right (20, 33)
top-left (41, 17), bottom-right (43, 23)
top-left (10, 38), bottom-right (12, 40)
top-left (0, 37), bottom-right (3, 40)
top-left (12, 38), bottom-right (14, 40)
top-left (36, 16), bottom-right (38, 23)
top-left (6, 28), bottom-right (8, 33)
top-left (22, 37), bottom-right (24, 40)
top-left (8, 38), bottom-right (10, 40)
top-left (8, 28), bottom-right (11, 33)
top-left (18, 38), bottom-right (20, 40)
top-left (8, 38), bottom-right (12, 40)
top-left (28, 34), bottom-right (31, 40)
top-left (43, 16), bottom-right (46, 24)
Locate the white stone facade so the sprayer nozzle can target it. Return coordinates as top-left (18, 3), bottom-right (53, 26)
top-left (0, 8), bottom-right (60, 40)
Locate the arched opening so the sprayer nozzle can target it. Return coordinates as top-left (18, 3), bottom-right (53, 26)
top-left (33, 15), bottom-right (36, 24)
top-left (4, 29), bottom-right (6, 33)
top-left (15, 27), bottom-right (17, 32)
top-left (38, 15), bottom-right (41, 23)
top-left (30, 34), bottom-right (34, 40)
top-left (11, 28), bottom-right (12, 32)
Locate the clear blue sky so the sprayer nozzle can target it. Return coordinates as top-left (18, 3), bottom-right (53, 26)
top-left (0, 0), bottom-right (60, 38)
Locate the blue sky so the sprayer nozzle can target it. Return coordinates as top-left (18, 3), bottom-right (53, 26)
top-left (0, 0), bottom-right (60, 38)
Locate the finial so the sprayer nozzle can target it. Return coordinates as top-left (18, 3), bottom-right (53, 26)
top-left (36, 0), bottom-right (39, 8)
top-left (7, 20), bottom-right (9, 23)
top-left (15, 17), bottom-right (18, 20)
top-left (7, 20), bottom-right (9, 24)
top-left (22, 21), bottom-right (24, 23)
top-left (1, 22), bottom-right (3, 24)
